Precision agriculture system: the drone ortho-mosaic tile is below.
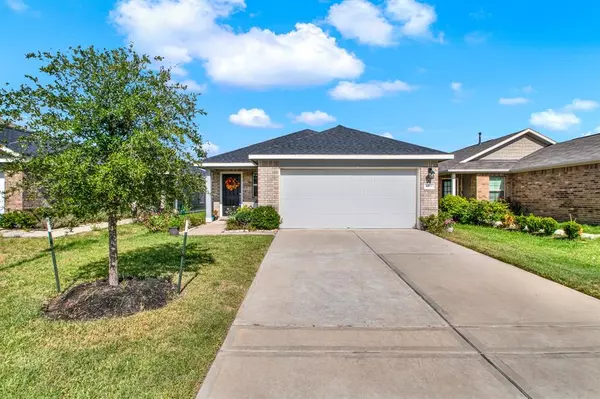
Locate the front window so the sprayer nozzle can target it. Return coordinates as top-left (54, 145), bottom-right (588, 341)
top-left (253, 172), bottom-right (258, 198)
top-left (489, 177), bottom-right (505, 201)
top-left (442, 179), bottom-right (452, 197)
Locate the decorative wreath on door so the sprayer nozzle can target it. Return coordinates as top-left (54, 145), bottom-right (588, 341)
top-left (225, 177), bottom-right (240, 191)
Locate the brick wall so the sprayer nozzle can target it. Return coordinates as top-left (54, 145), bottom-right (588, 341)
top-left (4, 172), bottom-right (24, 211)
top-left (420, 167), bottom-right (438, 217)
top-left (257, 160), bottom-right (280, 210)
top-left (210, 168), bottom-right (257, 217)
top-left (508, 163), bottom-right (600, 224)
top-left (475, 174), bottom-right (489, 200)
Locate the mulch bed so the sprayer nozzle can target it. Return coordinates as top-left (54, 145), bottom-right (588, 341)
top-left (44, 278), bottom-right (177, 321)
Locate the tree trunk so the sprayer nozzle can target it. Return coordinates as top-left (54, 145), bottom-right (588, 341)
top-left (107, 212), bottom-right (119, 286)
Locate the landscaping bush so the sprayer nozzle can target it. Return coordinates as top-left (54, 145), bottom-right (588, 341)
top-left (249, 206), bottom-right (281, 230)
top-left (540, 217), bottom-right (559, 236)
top-left (419, 213), bottom-right (448, 234)
top-left (439, 195), bottom-right (470, 223)
top-left (464, 199), bottom-right (511, 225)
top-left (186, 212), bottom-right (206, 227)
top-left (141, 212), bottom-right (172, 233)
top-left (0, 211), bottom-right (38, 229)
top-left (226, 206), bottom-right (254, 230)
top-left (562, 220), bottom-right (583, 240)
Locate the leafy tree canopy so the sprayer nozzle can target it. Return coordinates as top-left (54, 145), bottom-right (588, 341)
top-left (0, 44), bottom-right (206, 286)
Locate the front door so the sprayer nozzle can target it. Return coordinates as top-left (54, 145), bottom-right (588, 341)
top-left (222, 173), bottom-right (242, 216)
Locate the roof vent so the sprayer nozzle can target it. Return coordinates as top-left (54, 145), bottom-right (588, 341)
top-left (478, 132), bottom-right (482, 145)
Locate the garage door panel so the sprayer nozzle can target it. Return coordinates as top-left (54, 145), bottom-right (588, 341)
top-left (280, 169), bottom-right (417, 229)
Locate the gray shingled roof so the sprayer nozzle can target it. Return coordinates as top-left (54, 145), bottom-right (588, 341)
top-left (205, 125), bottom-right (447, 163)
top-left (511, 133), bottom-right (600, 172)
top-left (439, 130), bottom-right (525, 173)
top-left (0, 126), bottom-right (37, 156)
top-left (441, 160), bottom-right (518, 172)
top-left (204, 129), bottom-right (317, 163)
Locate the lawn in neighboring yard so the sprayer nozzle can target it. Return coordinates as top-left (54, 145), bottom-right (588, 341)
top-left (582, 224), bottom-right (600, 234)
top-left (0, 224), bottom-right (273, 398)
top-left (442, 224), bottom-right (600, 299)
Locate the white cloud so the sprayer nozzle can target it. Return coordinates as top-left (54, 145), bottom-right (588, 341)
top-left (292, 111), bottom-right (336, 126)
top-left (464, 31), bottom-right (489, 45)
top-left (450, 82), bottom-right (462, 92)
top-left (179, 79), bottom-right (207, 92)
top-left (202, 142), bottom-right (220, 156)
top-left (530, 109), bottom-right (580, 131)
top-left (407, 126), bottom-right (423, 132)
top-left (327, 0), bottom-right (393, 46)
top-left (499, 97), bottom-right (529, 105)
top-left (522, 85), bottom-right (534, 94)
top-left (564, 98), bottom-right (599, 112)
top-left (381, 132), bottom-right (394, 138)
top-left (330, 80), bottom-right (416, 100)
top-left (229, 108), bottom-right (281, 128)
top-left (112, 0), bottom-right (364, 88)
top-left (386, 0), bottom-right (440, 41)
top-left (5, 0), bottom-right (28, 12)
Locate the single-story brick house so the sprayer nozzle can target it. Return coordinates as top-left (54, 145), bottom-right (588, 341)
top-left (439, 129), bottom-right (600, 224)
top-left (202, 125), bottom-right (453, 228)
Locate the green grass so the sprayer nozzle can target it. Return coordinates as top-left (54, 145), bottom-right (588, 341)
top-left (442, 224), bottom-right (600, 299)
top-left (0, 224), bottom-right (273, 398)
top-left (581, 224), bottom-right (600, 234)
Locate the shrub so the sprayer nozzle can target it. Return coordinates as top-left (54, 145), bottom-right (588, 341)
top-left (186, 212), bottom-right (206, 227)
top-left (0, 211), bottom-right (38, 229)
top-left (439, 195), bottom-right (470, 223)
top-left (141, 212), bottom-right (171, 233)
top-left (226, 206), bottom-right (253, 230)
top-left (540, 217), bottom-right (559, 236)
top-left (249, 206), bottom-right (281, 230)
top-left (419, 213), bottom-right (448, 234)
top-left (525, 214), bottom-right (543, 233)
top-left (562, 221), bottom-right (583, 240)
top-left (463, 199), bottom-right (511, 225)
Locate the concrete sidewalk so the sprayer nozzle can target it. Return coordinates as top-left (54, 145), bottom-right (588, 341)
top-left (197, 229), bottom-right (600, 398)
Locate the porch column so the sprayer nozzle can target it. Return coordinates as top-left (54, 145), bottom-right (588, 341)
top-left (451, 173), bottom-right (457, 196)
top-left (205, 171), bottom-right (213, 223)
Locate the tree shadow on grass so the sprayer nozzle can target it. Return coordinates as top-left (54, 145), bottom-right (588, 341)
top-left (69, 242), bottom-right (215, 287)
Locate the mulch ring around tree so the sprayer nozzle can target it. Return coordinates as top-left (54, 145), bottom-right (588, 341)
top-left (43, 277), bottom-right (178, 321)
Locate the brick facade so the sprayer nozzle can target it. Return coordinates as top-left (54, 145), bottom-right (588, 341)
top-left (257, 160), bottom-right (280, 210)
top-left (475, 174), bottom-right (490, 200)
top-left (209, 168), bottom-right (257, 217)
top-left (4, 171), bottom-right (24, 211)
top-left (420, 166), bottom-right (438, 217)
top-left (508, 163), bottom-right (600, 224)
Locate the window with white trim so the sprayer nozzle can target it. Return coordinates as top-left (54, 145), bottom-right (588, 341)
top-left (489, 176), bottom-right (505, 202)
top-left (253, 172), bottom-right (258, 198)
top-left (442, 179), bottom-right (452, 197)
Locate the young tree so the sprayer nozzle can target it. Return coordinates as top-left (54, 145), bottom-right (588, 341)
top-left (0, 45), bottom-right (205, 286)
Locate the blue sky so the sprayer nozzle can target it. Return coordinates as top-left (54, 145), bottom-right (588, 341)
top-left (2, 0), bottom-right (600, 156)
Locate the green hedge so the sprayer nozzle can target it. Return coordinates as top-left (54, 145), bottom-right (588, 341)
top-left (226, 206), bottom-right (281, 230)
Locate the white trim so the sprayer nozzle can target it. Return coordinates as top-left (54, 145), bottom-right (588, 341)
top-left (451, 173), bottom-right (457, 196)
top-left (459, 128), bottom-right (556, 164)
top-left (415, 167), bottom-right (421, 229)
top-left (205, 172), bottom-right (213, 223)
top-left (0, 171), bottom-right (5, 214)
top-left (219, 171), bottom-right (243, 217)
top-left (447, 169), bottom-right (511, 173)
top-left (249, 154), bottom-right (453, 160)
top-left (201, 162), bottom-right (255, 168)
top-left (279, 166), bottom-right (422, 170)
top-left (0, 145), bottom-right (20, 157)
top-left (0, 159), bottom-right (9, 163)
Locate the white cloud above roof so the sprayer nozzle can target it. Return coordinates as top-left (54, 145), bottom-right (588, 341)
top-left (327, 0), bottom-right (393, 46)
top-left (292, 111), bottom-right (337, 126)
top-left (229, 108), bottom-right (282, 128)
top-left (530, 109), bottom-right (580, 131)
top-left (499, 97), bottom-right (529, 105)
top-left (564, 99), bottom-right (599, 112)
top-left (112, 0), bottom-right (364, 88)
top-left (329, 80), bottom-right (416, 100)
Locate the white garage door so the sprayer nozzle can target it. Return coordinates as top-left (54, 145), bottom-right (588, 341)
top-left (280, 169), bottom-right (417, 229)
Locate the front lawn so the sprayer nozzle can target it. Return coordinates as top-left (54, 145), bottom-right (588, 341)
top-left (442, 224), bottom-right (600, 299)
top-left (582, 224), bottom-right (600, 234)
top-left (0, 224), bottom-right (273, 398)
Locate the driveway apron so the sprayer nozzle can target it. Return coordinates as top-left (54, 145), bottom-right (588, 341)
top-left (197, 230), bottom-right (600, 399)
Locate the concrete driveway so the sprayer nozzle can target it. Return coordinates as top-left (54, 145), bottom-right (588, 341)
top-left (197, 230), bottom-right (600, 399)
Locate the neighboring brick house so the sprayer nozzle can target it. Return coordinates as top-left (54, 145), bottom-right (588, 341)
top-left (439, 129), bottom-right (600, 224)
top-left (202, 125), bottom-right (452, 229)
top-left (0, 126), bottom-right (43, 214)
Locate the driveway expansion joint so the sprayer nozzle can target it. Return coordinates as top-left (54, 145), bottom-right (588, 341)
top-left (353, 230), bottom-right (534, 399)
